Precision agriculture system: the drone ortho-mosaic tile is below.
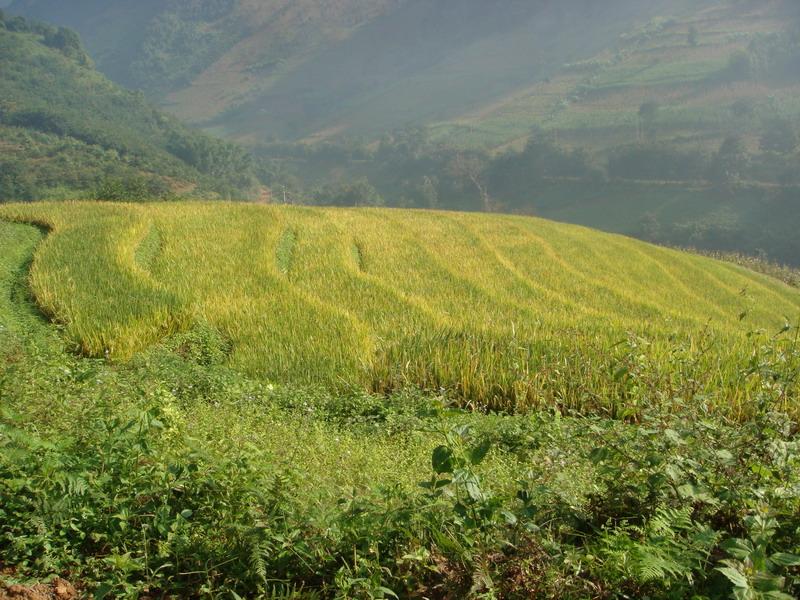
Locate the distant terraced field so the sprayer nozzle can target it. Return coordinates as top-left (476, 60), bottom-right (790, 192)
top-left (430, 1), bottom-right (800, 152)
top-left (1, 202), bottom-right (799, 413)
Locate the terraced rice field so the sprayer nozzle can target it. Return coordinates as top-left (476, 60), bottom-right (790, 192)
top-left (1, 202), bottom-right (799, 413)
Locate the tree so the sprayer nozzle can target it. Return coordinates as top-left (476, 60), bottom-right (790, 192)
top-left (688, 25), bottom-right (698, 47)
top-left (94, 175), bottom-right (174, 202)
top-left (43, 27), bottom-right (91, 66)
top-left (449, 153), bottom-right (493, 212)
top-left (313, 178), bottom-right (384, 207)
top-left (638, 101), bottom-right (660, 140)
top-left (760, 120), bottom-right (798, 155)
top-left (0, 161), bottom-right (37, 201)
top-left (419, 176), bottom-right (439, 209)
top-left (638, 212), bottom-right (663, 242)
top-left (3, 15), bottom-right (29, 33)
top-left (608, 143), bottom-right (707, 182)
top-left (167, 132), bottom-right (256, 193)
top-left (10, 109), bottom-right (70, 137)
top-left (708, 136), bottom-right (749, 185)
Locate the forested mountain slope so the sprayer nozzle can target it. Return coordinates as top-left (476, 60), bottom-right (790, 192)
top-left (10, 0), bottom-right (797, 151)
top-left (5, 2), bottom-right (800, 263)
top-left (0, 13), bottom-right (258, 200)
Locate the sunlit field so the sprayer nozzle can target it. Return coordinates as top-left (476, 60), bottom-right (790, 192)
top-left (3, 0), bottom-right (800, 596)
top-left (2, 201), bottom-right (798, 415)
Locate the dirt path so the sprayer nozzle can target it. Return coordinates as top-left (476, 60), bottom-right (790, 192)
top-left (0, 578), bottom-right (77, 600)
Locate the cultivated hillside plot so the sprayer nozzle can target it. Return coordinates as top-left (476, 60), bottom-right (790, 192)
top-left (1, 202), bottom-right (798, 413)
top-left (430, 0), bottom-right (800, 151)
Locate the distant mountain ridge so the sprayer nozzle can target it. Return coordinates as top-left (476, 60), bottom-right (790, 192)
top-left (428, 0), bottom-right (800, 152)
top-left (8, 0), bottom-right (703, 143)
top-left (7, 0), bottom-right (402, 117)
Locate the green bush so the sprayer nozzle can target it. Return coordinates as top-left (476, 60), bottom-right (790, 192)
top-left (93, 175), bottom-right (175, 202)
top-left (0, 161), bottom-right (38, 201)
top-left (312, 177), bottom-right (385, 207)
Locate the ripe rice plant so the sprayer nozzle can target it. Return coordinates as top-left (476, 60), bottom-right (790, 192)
top-left (1, 201), bottom-right (798, 414)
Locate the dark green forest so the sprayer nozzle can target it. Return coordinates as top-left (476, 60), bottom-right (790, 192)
top-left (253, 126), bottom-right (800, 264)
top-left (0, 12), bottom-right (259, 201)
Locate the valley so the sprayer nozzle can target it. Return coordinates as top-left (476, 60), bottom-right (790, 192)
top-left (1, 1), bottom-right (800, 597)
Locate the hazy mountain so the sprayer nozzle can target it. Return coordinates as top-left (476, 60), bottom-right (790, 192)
top-left (9, 0), bottom-right (706, 143)
top-left (7, 1), bottom-right (400, 126)
top-left (429, 0), bottom-right (800, 152)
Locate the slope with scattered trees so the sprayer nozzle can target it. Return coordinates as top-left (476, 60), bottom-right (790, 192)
top-left (0, 12), bottom-right (259, 201)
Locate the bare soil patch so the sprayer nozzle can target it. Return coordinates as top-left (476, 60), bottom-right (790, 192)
top-left (0, 579), bottom-right (78, 600)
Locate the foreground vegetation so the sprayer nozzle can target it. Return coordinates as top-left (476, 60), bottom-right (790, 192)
top-left (684, 248), bottom-right (800, 290)
top-left (1, 215), bottom-right (799, 598)
top-left (1, 3), bottom-right (798, 593)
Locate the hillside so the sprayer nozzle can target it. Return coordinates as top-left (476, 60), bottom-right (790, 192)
top-left (431, 0), bottom-right (800, 153)
top-left (9, 2), bottom-right (799, 267)
top-left (0, 13), bottom-right (258, 201)
top-left (11, 0), bottom-right (797, 152)
top-left (2, 201), bottom-right (798, 413)
top-left (1, 206), bottom-right (800, 597)
top-left (9, 0), bottom-right (708, 143)
top-left (2, 4), bottom-right (800, 597)
top-left (7, 0), bottom-right (403, 124)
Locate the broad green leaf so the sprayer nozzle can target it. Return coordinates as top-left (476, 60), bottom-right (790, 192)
top-left (468, 439), bottom-right (492, 466)
top-left (465, 480), bottom-right (485, 502)
top-left (715, 449), bottom-right (735, 462)
top-left (665, 429), bottom-right (685, 445)
top-left (452, 424), bottom-right (471, 439)
top-left (716, 566), bottom-right (749, 589)
top-left (753, 572), bottom-right (785, 592)
top-left (771, 552), bottom-right (800, 567)
top-left (721, 538), bottom-right (754, 560)
top-left (432, 445), bottom-right (454, 474)
top-left (500, 509), bottom-right (518, 526)
top-left (589, 447), bottom-right (611, 463)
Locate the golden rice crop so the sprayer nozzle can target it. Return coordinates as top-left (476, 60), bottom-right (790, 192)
top-left (2, 201), bottom-right (798, 414)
